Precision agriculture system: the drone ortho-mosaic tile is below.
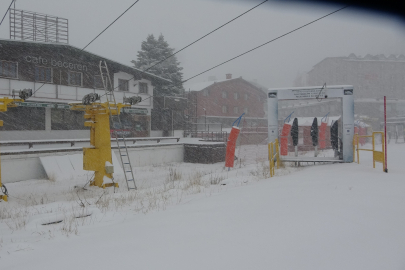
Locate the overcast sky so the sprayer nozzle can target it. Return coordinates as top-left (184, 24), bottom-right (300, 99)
top-left (1, 0), bottom-right (404, 89)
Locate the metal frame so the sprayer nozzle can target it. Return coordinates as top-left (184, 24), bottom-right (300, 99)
top-left (353, 131), bottom-right (386, 171)
top-left (267, 85), bottom-right (355, 163)
top-left (9, 9), bottom-right (69, 44)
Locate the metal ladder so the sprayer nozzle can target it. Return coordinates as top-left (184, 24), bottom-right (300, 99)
top-left (99, 60), bottom-right (137, 190)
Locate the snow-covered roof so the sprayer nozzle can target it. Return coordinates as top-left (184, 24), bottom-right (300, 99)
top-left (286, 116), bottom-right (341, 127)
top-left (0, 38), bottom-right (171, 83)
top-left (183, 79), bottom-right (229, 92)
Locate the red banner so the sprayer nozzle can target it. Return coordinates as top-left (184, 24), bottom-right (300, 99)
top-left (225, 127), bottom-right (241, 168)
top-left (280, 123), bottom-right (292, 156)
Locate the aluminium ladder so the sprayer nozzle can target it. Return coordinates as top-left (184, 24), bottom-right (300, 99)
top-left (99, 60), bottom-right (137, 190)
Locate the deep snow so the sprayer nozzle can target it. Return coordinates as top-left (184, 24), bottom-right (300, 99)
top-left (0, 143), bottom-right (404, 269)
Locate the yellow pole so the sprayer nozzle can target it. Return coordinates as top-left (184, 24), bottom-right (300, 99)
top-left (268, 143), bottom-right (271, 177)
top-left (382, 133), bottom-right (385, 172)
top-left (372, 133), bottom-right (375, 168)
top-left (275, 138), bottom-right (280, 169)
top-left (357, 135), bottom-right (360, 164)
top-left (0, 120), bottom-right (6, 202)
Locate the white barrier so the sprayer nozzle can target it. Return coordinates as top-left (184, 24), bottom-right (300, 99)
top-left (1, 143), bottom-right (184, 183)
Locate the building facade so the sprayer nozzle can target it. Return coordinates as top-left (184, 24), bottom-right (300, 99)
top-left (184, 75), bottom-right (268, 133)
top-left (305, 53), bottom-right (405, 100)
top-left (0, 39), bottom-right (169, 140)
top-left (291, 54), bottom-right (405, 130)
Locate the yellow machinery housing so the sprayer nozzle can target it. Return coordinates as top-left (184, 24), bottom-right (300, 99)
top-left (0, 97), bottom-right (24, 202)
top-left (70, 102), bottom-right (130, 188)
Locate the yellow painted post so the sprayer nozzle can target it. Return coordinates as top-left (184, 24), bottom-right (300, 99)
top-left (372, 132), bottom-right (375, 168)
top-left (275, 138), bottom-right (280, 169)
top-left (270, 142), bottom-right (274, 177)
top-left (268, 143), bottom-right (272, 177)
top-left (357, 135), bottom-right (360, 164)
top-left (352, 134), bottom-right (356, 163)
top-left (382, 133), bottom-right (386, 172)
top-left (0, 119), bottom-right (5, 202)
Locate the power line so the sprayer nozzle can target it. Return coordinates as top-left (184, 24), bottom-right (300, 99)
top-left (108, 0), bottom-right (269, 92)
top-left (82, 0), bottom-right (141, 51)
top-left (0, 0), bottom-right (15, 26)
top-left (32, 0), bottom-right (141, 96)
top-left (182, 5), bottom-right (349, 83)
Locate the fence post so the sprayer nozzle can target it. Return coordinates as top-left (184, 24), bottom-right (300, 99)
top-left (275, 138), bottom-right (280, 169)
top-left (268, 143), bottom-right (272, 177)
top-left (372, 132), bottom-right (375, 168)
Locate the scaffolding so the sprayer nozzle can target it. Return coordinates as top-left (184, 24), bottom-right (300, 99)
top-left (9, 9), bottom-right (69, 44)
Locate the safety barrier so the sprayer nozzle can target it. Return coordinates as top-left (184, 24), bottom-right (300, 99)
top-left (353, 131), bottom-right (386, 171)
top-left (268, 138), bottom-right (280, 177)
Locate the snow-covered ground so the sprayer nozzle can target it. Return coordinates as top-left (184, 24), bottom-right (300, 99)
top-left (1, 143), bottom-right (404, 269)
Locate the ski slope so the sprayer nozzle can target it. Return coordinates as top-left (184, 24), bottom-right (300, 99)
top-left (1, 143), bottom-right (404, 269)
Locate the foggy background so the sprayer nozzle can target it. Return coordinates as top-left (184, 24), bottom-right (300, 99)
top-left (1, 0), bottom-right (404, 88)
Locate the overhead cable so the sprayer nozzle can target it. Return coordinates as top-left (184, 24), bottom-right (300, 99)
top-left (182, 5), bottom-right (349, 83)
top-left (81, 0), bottom-right (141, 51)
top-left (108, 0), bottom-right (269, 92)
top-left (0, 0), bottom-right (15, 26)
top-left (32, 0), bottom-right (141, 96)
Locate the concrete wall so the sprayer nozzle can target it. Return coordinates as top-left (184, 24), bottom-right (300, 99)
top-left (0, 130), bottom-right (90, 140)
top-left (150, 130), bottom-right (184, 138)
top-left (1, 143), bottom-right (184, 183)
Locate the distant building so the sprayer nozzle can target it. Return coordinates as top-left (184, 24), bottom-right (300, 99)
top-left (0, 39), bottom-right (170, 140)
top-left (290, 54), bottom-right (405, 130)
top-left (184, 74), bottom-right (267, 133)
top-left (305, 53), bottom-right (405, 100)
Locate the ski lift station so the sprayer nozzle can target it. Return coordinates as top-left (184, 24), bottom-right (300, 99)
top-left (267, 85), bottom-right (354, 163)
top-left (0, 39), bottom-right (171, 140)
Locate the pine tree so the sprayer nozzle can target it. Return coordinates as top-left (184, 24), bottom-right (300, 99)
top-left (132, 34), bottom-right (184, 96)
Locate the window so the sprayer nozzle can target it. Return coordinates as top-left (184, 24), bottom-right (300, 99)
top-left (0, 60), bottom-right (18, 78)
top-left (244, 93), bottom-right (248, 100)
top-left (203, 89), bottom-right (209, 96)
top-left (244, 108), bottom-right (248, 114)
top-left (94, 75), bottom-right (106, 89)
top-left (222, 91), bottom-right (227, 98)
top-left (117, 79), bottom-right (128, 91)
top-left (68, 71), bottom-right (82, 86)
top-left (222, 105), bottom-right (227, 113)
top-left (139, 82), bottom-right (148, 94)
top-left (234, 92), bottom-right (239, 100)
top-left (233, 106), bottom-right (239, 114)
top-left (35, 66), bottom-right (52, 83)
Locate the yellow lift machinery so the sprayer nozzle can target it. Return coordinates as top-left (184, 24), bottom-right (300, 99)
top-left (0, 89), bottom-right (33, 202)
top-left (70, 60), bottom-right (141, 190)
top-left (70, 101), bottom-right (130, 188)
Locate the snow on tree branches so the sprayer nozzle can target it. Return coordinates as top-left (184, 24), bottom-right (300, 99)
top-left (132, 34), bottom-right (184, 96)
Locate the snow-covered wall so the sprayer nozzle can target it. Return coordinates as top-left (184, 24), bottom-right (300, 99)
top-left (0, 130), bottom-right (90, 140)
top-left (1, 144), bottom-right (184, 183)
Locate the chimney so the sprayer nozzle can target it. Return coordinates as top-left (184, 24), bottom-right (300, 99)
top-left (226, 74), bottom-right (232, 80)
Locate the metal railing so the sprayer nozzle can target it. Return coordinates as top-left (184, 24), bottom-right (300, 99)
top-left (353, 132), bottom-right (386, 171)
top-left (189, 131), bottom-right (228, 142)
top-left (0, 137), bottom-right (181, 149)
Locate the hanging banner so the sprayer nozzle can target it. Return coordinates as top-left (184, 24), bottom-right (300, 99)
top-left (225, 126), bottom-right (240, 168)
top-left (280, 122), bottom-right (292, 156)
